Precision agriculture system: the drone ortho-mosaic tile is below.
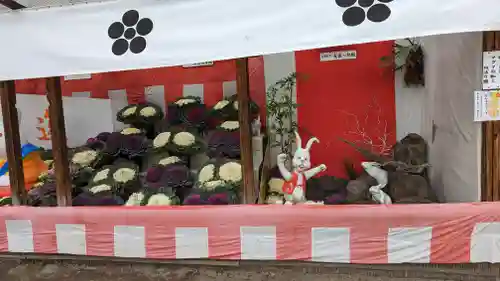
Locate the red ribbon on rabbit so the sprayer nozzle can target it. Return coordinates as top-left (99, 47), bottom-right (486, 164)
top-left (277, 131), bottom-right (327, 204)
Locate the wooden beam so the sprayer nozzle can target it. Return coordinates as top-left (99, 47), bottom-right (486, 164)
top-left (0, 81), bottom-right (27, 205)
top-left (236, 58), bottom-right (257, 204)
top-left (481, 31), bottom-right (500, 202)
top-left (46, 77), bottom-right (72, 206)
top-left (0, 0), bottom-right (26, 10)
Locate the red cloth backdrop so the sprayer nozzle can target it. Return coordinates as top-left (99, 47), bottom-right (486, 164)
top-left (296, 41), bottom-right (396, 177)
top-left (15, 57), bottom-right (266, 121)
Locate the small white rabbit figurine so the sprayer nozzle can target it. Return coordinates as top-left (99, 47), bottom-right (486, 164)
top-left (361, 162), bottom-right (392, 204)
top-left (277, 131), bottom-right (327, 204)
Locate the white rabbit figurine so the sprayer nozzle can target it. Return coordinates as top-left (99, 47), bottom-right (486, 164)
top-left (277, 131), bottom-right (327, 204)
top-left (361, 162), bottom-right (392, 204)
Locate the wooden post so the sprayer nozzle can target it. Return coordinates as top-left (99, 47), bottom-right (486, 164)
top-left (0, 81), bottom-right (27, 205)
top-left (236, 58), bottom-right (257, 204)
top-left (481, 31), bottom-right (500, 202)
top-left (46, 77), bottom-right (72, 206)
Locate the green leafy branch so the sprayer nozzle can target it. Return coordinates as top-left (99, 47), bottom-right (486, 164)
top-left (266, 72), bottom-right (300, 157)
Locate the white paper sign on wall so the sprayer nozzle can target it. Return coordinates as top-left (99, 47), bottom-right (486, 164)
top-left (482, 51), bottom-right (500, 90)
top-left (15, 95), bottom-right (114, 148)
top-left (474, 90), bottom-right (500, 121)
top-left (64, 74), bottom-right (91, 81)
top-left (183, 62), bottom-right (214, 68)
top-left (320, 50), bottom-right (357, 62)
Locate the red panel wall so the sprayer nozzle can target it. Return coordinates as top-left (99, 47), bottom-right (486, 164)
top-left (14, 57), bottom-right (267, 120)
top-left (295, 42), bottom-right (396, 178)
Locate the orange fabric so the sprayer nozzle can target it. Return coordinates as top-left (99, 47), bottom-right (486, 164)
top-left (22, 153), bottom-right (48, 184)
top-left (0, 153), bottom-right (47, 197)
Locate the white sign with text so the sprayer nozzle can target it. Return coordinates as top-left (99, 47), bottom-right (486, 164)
top-left (320, 50), bottom-right (357, 62)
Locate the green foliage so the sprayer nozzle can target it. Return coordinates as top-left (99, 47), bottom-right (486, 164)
top-left (266, 72), bottom-right (300, 157)
top-left (380, 38), bottom-right (418, 71)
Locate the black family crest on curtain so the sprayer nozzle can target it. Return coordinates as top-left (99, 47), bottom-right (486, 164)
top-left (108, 10), bottom-right (154, 56)
top-left (335, 0), bottom-right (393, 27)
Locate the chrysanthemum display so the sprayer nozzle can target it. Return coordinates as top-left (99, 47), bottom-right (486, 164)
top-left (194, 159), bottom-right (243, 192)
top-left (27, 182), bottom-right (58, 207)
top-left (167, 96), bottom-right (208, 133)
top-left (144, 193), bottom-right (180, 206)
top-left (153, 129), bottom-right (206, 156)
top-left (117, 103), bottom-right (164, 126)
top-left (90, 166), bottom-right (114, 185)
top-left (145, 163), bottom-right (193, 190)
top-left (218, 121), bottom-right (240, 131)
top-left (116, 103), bottom-right (164, 138)
top-left (113, 166), bottom-right (137, 184)
top-left (183, 187), bottom-right (239, 205)
top-left (111, 162), bottom-right (141, 199)
top-left (153, 132), bottom-right (171, 150)
top-left (70, 147), bottom-right (100, 168)
top-left (73, 192), bottom-right (125, 206)
top-left (89, 184), bottom-right (112, 194)
top-left (102, 132), bottom-right (150, 166)
top-left (207, 130), bottom-right (240, 159)
top-left (198, 164), bottom-right (215, 184)
top-left (158, 156), bottom-right (182, 166)
top-left (101, 132), bottom-right (123, 157)
top-left (120, 135), bottom-right (151, 160)
top-left (209, 95), bottom-right (259, 122)
top-left (120, 127), bottom-right (143, 136)
top-left (72, 166), bottom-right (95, 189)
top-left (26, 96), bottom-right (257, 207)
top-left (125, 192), bottom-right (145, 206)
top-left (219, 162), bottom-right (242, 184)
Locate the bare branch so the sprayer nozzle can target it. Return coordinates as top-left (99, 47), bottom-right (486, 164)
top-left (337, 95), bottom-right (393, 156)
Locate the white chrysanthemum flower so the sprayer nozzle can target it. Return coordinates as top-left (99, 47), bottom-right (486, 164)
top-left (139, 106), bottom-right (157, 117)
top-left (219, 162), bottom-right (242, 183)
top-left (147, 194), bottom-right (173, 206)
top-left (220, 120), bottom-right (239, 131)
top-left (125, 192), bottom-right (145, 206)
top-left (44, 160), bottom-right (53, 166)
top-left (122, 106), bottom-right (137, 117)
top-left (213, 100), bottom-right (230, 110)
top-left (90, 184), bottom-right (111, 194)
top-left (93, 168), bottom-right (110, 182)
top-left (198, 164), bottom-right (215, 183)
top-left (72, 150), bottom-right (98, 166)
top-left (304, 201), bottom-right (325, 205)
top-left (153, 132), bottom-right (171, 148)
top-left (113, 168), bottom-right (136, 183)
top-left (203, 180), bottom-right (224, 190)
top-left (268, 178), bottom-right (285, 194)
top-left (172, 132), bottom-right (196, 147)
top-left (33, 182), bottom-right (44, 189)
top-left (158, 156), bottom-right (182, 166)
top-left (233, 101), bottom-right (238, 110)
top-left (121, 127), bottom-right (141, 135)
top-left (266, 195), bottom-right (284, 205)
top-left (174, 98), bottom-right (197, 106)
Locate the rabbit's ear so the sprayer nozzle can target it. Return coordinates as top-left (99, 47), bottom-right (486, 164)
top-left (305, 137), bottom-right (319, 151)
top-left (294, 131), bottom-right (302, 149)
